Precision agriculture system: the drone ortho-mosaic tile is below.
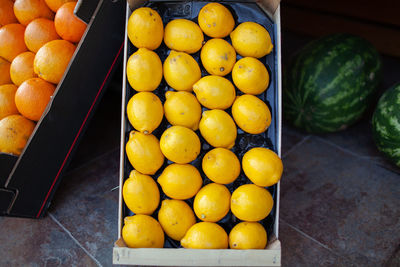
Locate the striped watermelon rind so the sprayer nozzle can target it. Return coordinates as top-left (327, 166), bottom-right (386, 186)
top-left (372, 83), bottom-right (400, 167)
top-left (284, 34), bottom-right (382, 133)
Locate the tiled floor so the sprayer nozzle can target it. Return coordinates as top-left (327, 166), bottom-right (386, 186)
top-left (1, 32), bottom-right (400, 266)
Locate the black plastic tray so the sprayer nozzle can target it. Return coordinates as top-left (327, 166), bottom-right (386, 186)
top-left (123, 0), bottom-right (278, 248)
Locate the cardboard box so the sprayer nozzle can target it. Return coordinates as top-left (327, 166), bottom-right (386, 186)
top-left (114, 0), bottom-right (282, 265)
top-left (0, 0), bottom-right (126, 218)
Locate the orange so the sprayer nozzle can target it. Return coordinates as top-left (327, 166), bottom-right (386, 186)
top-left (44, 0), bottom-right (74, 12)
top-left (54, 2), bottom-right (86, 43)
top-left (10, 52), bottom-right (37, 86)
top-left (0, 57), bottom-right (12, 85)
top-left (24, 18), bottom-right (60, 52)
top-left (0, 84), bottom-right (19, 120)
top-left (13, 0), bottom-right (54, 26)
top-left (34, 39), bottom-right (75, 84)
top-left (0, 114), bottom-right (35, 155)
top-left (0, 0), bottom-right (18, 27)
top-left (15, 78), bottom-right (55, 121)
top-left (0, 24), bottom-right (28, 62)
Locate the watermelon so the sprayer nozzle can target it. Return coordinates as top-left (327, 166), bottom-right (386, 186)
top-left (372, 83), bottom-right (400, 167)
top-left (284, 34), bottom-right (382, 133)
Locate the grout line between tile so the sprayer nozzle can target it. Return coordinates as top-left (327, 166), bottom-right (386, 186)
top-left (282, 135), bottom-right (311, 158)
top-left (48, 213), bottom-right (103, 267)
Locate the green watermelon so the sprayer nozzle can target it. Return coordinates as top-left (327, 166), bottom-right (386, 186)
top-left (284, 34), bottom-right (382, 133)
top-left (372, 83), bottom-right (400, 167)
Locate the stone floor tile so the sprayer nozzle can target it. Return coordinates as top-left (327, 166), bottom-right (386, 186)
top-left (281, 123), bottom-right (308, 156)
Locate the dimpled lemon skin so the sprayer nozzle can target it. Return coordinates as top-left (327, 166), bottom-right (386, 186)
top-left (199, 109), bottom-right (237, 149)
top-left (123, 170), bottom-right (160, 215)
top-left (242, 147), bottom-right (283, 187)
top-left (193, 75), bottom-right (236, 110)
top-left (200, 39), bottom-right (236, 76)
top-left (164, 91), bottom-right (201, 130)
top-left (164, 19), bottom-right (204, 54)
top-left (126, 48), bottom-right (162, 92)
top-left (232, 57), bottom-right (270, 95)
top-left (160, 125), bottom-right (201, 164)
top-left (126, 92), bottom-right (164, 134)
top-left (230, 22), bottom-right (273, 58)
top-left (194, 183), bottom-right (231, 222)
top-left (157, 163), bottom-right (203, 200)
top-left (125, 131), bottom-right (164, 175)
top-left (127, 7), bottom-right (163, 50)
top-left (181, 222), bottom-right (228, 249)
top-left (198, 3), bottom-right (235, 38)
top-left (232, 94), bottom-right (271, 134)
top-left (202, 148), bottom-right (240, 184)
top-left (158, 199), bottom-right (196, 241)
top-left (231, 184), bottom-right (274, 222)
top-left (163, 51), bottom-right (201, 91)
top-left (229, 222), bottom-right (267, 249)
top-left (122, 215), bottom-right (164, 248)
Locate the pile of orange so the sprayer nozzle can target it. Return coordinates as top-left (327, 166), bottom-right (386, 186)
top-left (0, 0), bottom-right (86, 156)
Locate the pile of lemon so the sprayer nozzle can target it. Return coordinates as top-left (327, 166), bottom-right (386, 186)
top-left (122, 3), bottom-right (282, 250)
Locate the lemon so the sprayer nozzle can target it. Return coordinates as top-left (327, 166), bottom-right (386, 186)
top-left (126, 48), bottom-right (163, 92)
top-left (158, 199), bottom-right (196, 241)
top-left (232, 94), bottom-right (271, 134)
top-left (230, 22), bottom-right (273, 58)
top-left (163, 51), bottom-right (201, 91)
top-left (242, 147), bottom-right (283, 187)
top-left (123, 170), bottom-right (160, 215)
top-left (229, 222), bottom-right (267, 249)
top-left (127, 7), bottom-right (164, 50)
top-left (164, 19), bottom-right (204, 54)
top-left (164, 91), bottom-right (201, 130)
top-left (200, 38), bottom-right (236, 76)
top-left (202, 148), bottom-right (240, 184)
top-left (157, 163), bottom-right (203, 200)
top-left (198, 3), bottom-right (235, 38)
top-left (192, 75), bottom-right (236, 110)
top-left (125, 131), bottom-right (164, 175)
top-left (231, 184), bottom-right (273, 222)
top-left (199, 109), bottom-right (237, 149)
top-left (181, 222), bottom-right (228, 249)
top-left (126, 92), bottom-right (164, 134)
top-left (232, 57), bottom-right (269, 95)
top-left (193, 183), bottom-right (231, 222)
top-left (122, 215), bottom-right (164, 248)
top-left (160, 126), bottom-right (200, 164)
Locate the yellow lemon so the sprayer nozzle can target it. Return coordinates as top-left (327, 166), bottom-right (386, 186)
top-left (160, 126), bottom-right (200, 164)
top-left (229, 222), bottom-right (267, 249)
top-left (230, 22), bottom-right (273, 58)
top-left (192, 75), bottom-right (236, 110)
top-left (126, 48), bottom-right (162, 92)
top-left (199, 109), bottom-right (237, 149)
top-left (127, 7), bottom-right (163, 50)
top-left (164, 19), bottom-right (204, 54)
top-left (122, 215), bottom-right (164, 248)
top-left (163, 50), bottom-right (201, 91)
top-left (232, 57), bottom-right (269, 95)
top-left (125, 131), bottom-right (164, 175)
top-left (231, 184), bottom-right (273, 222)
top-left (242, 147), bottom-right (283, 187)
top-left (157, 163), bottom-right (203, 200)
top-left (232, 94), bottom-right (271, 134)
top-left (202, 148), bottom-right (240, 184)
top-left (193, 183), bottom-right (231, 222)
top-left (122, 170), bottom-right (160, 215)
top-left (181, 222), bottom-right (228, 249)
top-left (198, 3), bottom-right (235, 38)
top-left (200, 38), bottom-right (236, 76)
top-left (164, 91), bottom-right (201, 130)
top-left (126, 92), bottom-right (164, 134)
top-left (158, 199), bottom-right (196, 241)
